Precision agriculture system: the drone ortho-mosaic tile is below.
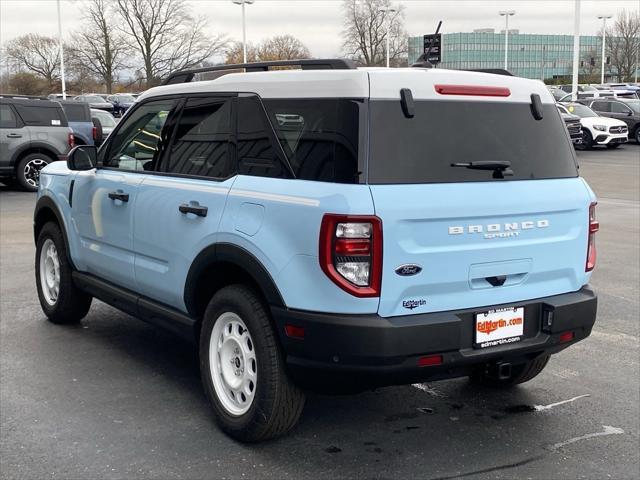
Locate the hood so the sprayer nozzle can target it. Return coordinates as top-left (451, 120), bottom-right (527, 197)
top-left (580, 116), bottom-right (627, 128)
top-left (561, 112), bottom-right (580, 122)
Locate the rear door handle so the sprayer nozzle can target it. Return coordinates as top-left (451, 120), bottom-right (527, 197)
top-left (6, 133), bottom-right (22, 138)
top-left (108, 191), bottom-right (129, 202)
top-left (179, 203), bottom-right (208, 217)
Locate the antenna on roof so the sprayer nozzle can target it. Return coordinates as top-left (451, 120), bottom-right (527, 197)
top-left (411, 21), bottom-right (442, 68)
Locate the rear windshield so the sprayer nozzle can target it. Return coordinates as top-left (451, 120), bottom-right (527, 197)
top-left (15, 104), bottom-right (67, 127)
top-left (368, 100), bottom-right (577, 184)
top-left (61, 103), bottom-right (89, 122)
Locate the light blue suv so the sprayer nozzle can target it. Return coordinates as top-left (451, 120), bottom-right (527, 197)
top-left (33, 59), bottom-right (599, 442)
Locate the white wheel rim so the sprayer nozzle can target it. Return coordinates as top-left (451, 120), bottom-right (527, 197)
top-left (24, 158), bottom-right (48, 187)
top-left (209, 312), bottom-right (257, 416)
top-left (39, 239), bottom-right (60, 306)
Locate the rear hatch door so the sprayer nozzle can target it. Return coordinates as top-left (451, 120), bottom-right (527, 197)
top-left (367, 82), bottom-right (593, 318)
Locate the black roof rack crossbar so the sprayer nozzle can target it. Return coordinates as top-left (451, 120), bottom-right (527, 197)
top-left (162, 58), bottom-right (357, 85)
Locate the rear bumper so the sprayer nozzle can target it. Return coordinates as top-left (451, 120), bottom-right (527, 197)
top-left (272, 286), bottom-right (597, 388)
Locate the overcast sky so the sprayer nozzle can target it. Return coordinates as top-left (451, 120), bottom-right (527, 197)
top-left (1, 0), bottom-right (638, 58)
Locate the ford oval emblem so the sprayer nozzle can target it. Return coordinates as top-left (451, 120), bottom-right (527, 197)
top-left (395, 264), bottom-right (422, 276)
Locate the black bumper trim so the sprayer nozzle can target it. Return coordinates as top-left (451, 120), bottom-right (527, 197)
top-left (271, 286), bottom-right (597, 386)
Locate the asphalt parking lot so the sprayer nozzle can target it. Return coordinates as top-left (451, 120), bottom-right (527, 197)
top-left (1, 146), bottom-right (639, 480)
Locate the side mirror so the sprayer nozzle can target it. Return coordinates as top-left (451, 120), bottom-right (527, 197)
top-left (67, 145), bottom-right (97, 171)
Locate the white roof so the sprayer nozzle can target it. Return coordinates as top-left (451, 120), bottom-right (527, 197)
top-left (140, 67), bottom-right (554, 104)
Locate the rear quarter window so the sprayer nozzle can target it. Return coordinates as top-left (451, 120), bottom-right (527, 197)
top-left (368, 100), bottom-right (578, 184)
top-left (0, 104), bottom-right (18, 128)
top-left (262, 98), bottom-right (362, 183)
top-left (15, 104), bottom-right (67, 127)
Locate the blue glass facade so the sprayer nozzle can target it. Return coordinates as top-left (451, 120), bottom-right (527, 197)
top-left (408, 32), bottom-right (610, 80)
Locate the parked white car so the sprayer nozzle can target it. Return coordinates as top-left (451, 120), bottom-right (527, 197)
top-left (557, 102), bottom-right (628, 149)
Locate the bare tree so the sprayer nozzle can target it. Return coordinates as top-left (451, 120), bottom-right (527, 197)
top-left (5, 34), bottom-right (60, 87)
top-left (225, 42), bottom-right (260, 64)
top-left (115, 0), bottom-right (227, 87)
top-left (258, 35), bottom-right (311, 61)
top-left (72, 0), bottom-right (129, 93)
top-left (606, 10), bottom-right (640, 82)
top-left (225, 35), bottom-right (311, 64)
top-left (341, 0), bottom-right (407, 67)
top-left (6, 72), bottom-right (50, 96)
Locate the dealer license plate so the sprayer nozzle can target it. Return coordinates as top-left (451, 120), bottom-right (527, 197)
top-left (474, 307), bottom-right (524, 349)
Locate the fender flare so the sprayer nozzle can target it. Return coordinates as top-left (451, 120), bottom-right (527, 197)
top-left (33, 195), bottom-right (76, 268)
top-left (184, 243), bottom-right (285, 317)
top-left (11, 142), bottom-right (64, 167)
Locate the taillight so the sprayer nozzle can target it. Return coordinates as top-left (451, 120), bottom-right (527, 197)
top-left (92, 126), bottom-right (97, 140)
top-left (586, 202), bottom-right (599, 272)
top-left (68, 133), bottom-right (74, 148)
top-left (319, 214), bottom-right (382, 297)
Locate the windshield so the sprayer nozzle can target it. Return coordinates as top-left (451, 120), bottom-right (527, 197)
top-left (625, 100), bottom-right (640, 113)
top-left (109, 95), bottom-right (135, 103)
top-left (563, 103), bottom-right (597, 118)
top-left (93, 110), bottom-right (116, 127)
top-left (85, 96), bottom-right (106, 103)
top-left (368, 100), bottom-right (577, 184)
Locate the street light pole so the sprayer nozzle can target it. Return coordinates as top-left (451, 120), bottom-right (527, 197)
top-left (379, 6), bottom-right (398, 68)
top-left (571, 0), bottom-right (581, 101)
top-left (232, 0), bottom-right (255, 64)
top-left (597, 14), bottom-right (612, 84)
top-left (56, 0), bottom-right (66, 99)
top-left (499, 10), bottom-right (515, 70)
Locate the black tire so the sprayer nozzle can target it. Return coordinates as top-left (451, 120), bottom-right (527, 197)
top-left (470, 355), bottom-right (551, 388)
top-left (581, 130), bottom-right (593, 150)
top-left (634, 127), bottom-right (640, 144)
top-left (35, 222), bottom-right (92, 324)
top-left (199, 284), bottom-right (305, 442)
top-left (606, 143), bottom-right (620, 149)
top-left (16, 152), bottom-right (54, 191)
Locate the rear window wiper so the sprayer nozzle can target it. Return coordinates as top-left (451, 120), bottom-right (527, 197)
top-left (451, 161), bottom-right (514, 179)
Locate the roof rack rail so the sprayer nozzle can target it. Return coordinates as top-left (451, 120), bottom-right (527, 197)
top-left (0, 94), bottom-right (51, 100)
top-left (162, 58), bottom-right (357, 85)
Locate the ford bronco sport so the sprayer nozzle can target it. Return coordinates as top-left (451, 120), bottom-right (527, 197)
top-left (33, 59), bottom-right (598, 442)
top-left (1, 96), bottom-right (74, 191)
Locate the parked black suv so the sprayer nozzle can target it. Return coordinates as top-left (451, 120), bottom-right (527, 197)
top-left (583, 98), bottom-right (640, 143)
top-left (559, 111), bottom-right (583, 145)
top-left (0, 96), bottom-right (73, 191)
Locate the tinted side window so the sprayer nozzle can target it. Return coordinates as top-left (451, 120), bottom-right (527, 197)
top-left (0, 105), bottom-right (18, 128)
top-left (591, 101), bottom-right (611, 112)
top-left (15, 105), bottom-right (65, 126)
top-left (62, 104), bottom-right (89, 122)
top-left (263, 98), bottom-right (361, 184)
top-left (165, 97), bottom-right (233, 179)
top-left (611, 102), bottom-right (631, 114)
top-left (105, 100), bottom-right (175, 171)
top-left (237, 96), bottom-right (289, 179)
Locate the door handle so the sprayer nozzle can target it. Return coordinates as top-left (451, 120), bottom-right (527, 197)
top-left (6, 133), bottom-right (22, 138)
top-left (179, 203), bottom-right (208, 217)
top-left (108, 191), bottom-right (129, 202)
